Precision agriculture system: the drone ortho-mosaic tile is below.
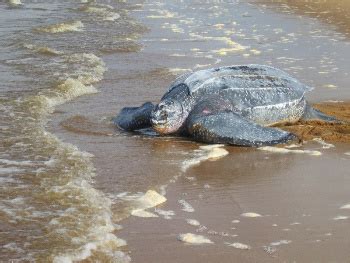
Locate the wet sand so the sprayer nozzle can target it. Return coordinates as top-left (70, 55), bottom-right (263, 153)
top-left (251, 0), bottom-right (350, 36)
top-left (41, 0), bottom-right (350, 262)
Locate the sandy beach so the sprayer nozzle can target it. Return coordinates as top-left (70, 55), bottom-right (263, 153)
top-left (1, 0), bottom-right (350, 262)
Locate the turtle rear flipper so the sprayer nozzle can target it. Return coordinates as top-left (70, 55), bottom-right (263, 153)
top-left (302, 104), bottom-right (339, 123)
top-left (114, 102), bottom-right (154, 131)
top-left (187, 111), bottom-right (298, 146)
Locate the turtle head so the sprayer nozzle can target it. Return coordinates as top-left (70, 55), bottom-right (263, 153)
top-left (151, 99), bottom-right (185, 134)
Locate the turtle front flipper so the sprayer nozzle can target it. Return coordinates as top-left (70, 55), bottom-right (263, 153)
top-left (114, 102), bottom-right (154, 131)
top-left (187, 111), bottom-right (298, 146)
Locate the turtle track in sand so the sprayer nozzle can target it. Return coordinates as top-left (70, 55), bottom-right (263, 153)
top-left (276, 102), bottom-right (350, 143)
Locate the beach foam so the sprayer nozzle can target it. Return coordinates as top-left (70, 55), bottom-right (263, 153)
top-left (313, 138), bottom-right (335, 149)
top-left (241, 212), bottom-right (262, 218)
top-left (226, 242), bottom-right (251, 250)
top-left (270, 240), bottom-right (292, 246)
top-left (131, 210), bottom-right (158, 218)
top-left (49, 78), bottom-right (98, 107)
top-left (333, 215), bottom-right (349, 220)
top-left (82, 6), bottom-right (120, 21)
top-left (259, 146), bottom-right (322, 156)
top-left (340, 203), bottom-right (350, 209)
top-left (177, 233), bottom-right (213, 244)
top-left (130, 190), bottom-right (167, 218)
top-left (178, 199), bottom-right (195, 212)
top-left (36, 21), bottom-right (84, 33)
top-left (62, 53), bottom-right (106, 84)
top-left (186, 219), bottom-right (200, 226)
top-left (23, 44), bottom-right (63, 56)
top-left (154, 208), bottom-right (175, 219)
top-left (181, 144), bottom-right (228, 172)
top-left (8, 0), bottom-right (22, 6)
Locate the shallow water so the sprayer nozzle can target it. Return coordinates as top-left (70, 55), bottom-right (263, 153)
top-left (1, 0), bottom-right (350, 262)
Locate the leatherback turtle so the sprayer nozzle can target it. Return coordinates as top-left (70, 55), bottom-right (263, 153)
top-left (115, 64), bottom-right (337, 146)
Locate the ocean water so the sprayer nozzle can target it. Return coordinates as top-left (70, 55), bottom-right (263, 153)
top-left (1, 0), bottom-right (350, 262)
top-left (0, 1), bottom-right (147, 261)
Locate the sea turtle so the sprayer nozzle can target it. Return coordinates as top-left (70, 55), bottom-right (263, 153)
top-left (115, 64), bottom-right (337, 146)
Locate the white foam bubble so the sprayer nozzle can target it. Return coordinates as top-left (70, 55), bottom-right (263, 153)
top-left (285, 144), bottom-right (302, 149)
top-left (177, 233), bottom-right (213, 244)
top-left (259, 146), bottom-right (322, 156)
top-left (324, 100), bottom-right (344, 103)
top-left (8, 0), bottom-right (22, 6)
top-left (23, 44), bottom-right (63, 55)
top-left (178, 199), bottom-right (195, 213)
top-left (159, 184), bottom-right (167, 196)
top-left (226, 242), bottom-right (251, 250)
top-left (250, 49), bottom-right (261, 55)
top-left (53, 235), bottom-right (128, 263)
top-left (135, 190), bottom-right (167, 209)
top-left (186, 219), bottom-right (200, 226)
top-left (169, 68), bottom-right (191, 74)
top-left (36, 21), bottom-right (84, 33)
top-left (313, 138), bottom-right (335, 149)
top-left (130, 190), bottom-right (167, 217)
top-left (154, 208), bottom-right (175, 219)
top-left (196, 225), bottom-right (208, 233)
top-left (82, 6), bottom-right (120, 21)
top-left (333, 215), bottom-right (349, 220)
top-left (323, 84), bottom-right (337, 89)
top-left (344, 152), bottom-right (350, 156)
top-left (181, 145), bottom-right (228, 172)
top-left (340, 204), bottom-right (350, 209)
top-left (270, 240), bottom-right (292, 246)
top-left (231, 220), bottom-right (240, 224)
top-left (63, 53), bottom-right (106, 85)
top-left (131, 209), bottom-right (158, 218)
top-left (47, 78), bottom-right (98, 108)
top-left (241, 212), bottom-right (262, 218)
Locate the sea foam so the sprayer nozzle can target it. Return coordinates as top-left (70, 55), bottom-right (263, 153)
top-left (259, 146), bottom-right (322, 156)
top-left (241, 212), bottom-right (262, 218)
top-left (130, 190), bottom-right (167, 218)
top-left (36, 21), bottom-right (84, 33)
top-left (82, 6), bottom-right (120, 21)
top-left (8, 0), bottom-right (22, 6)
top-left (181, 144), bottom-right (229, 172)
top-left (226, 242), bottom-right (251, 250)
top-left (177, 233), bottom-right (213, 244)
